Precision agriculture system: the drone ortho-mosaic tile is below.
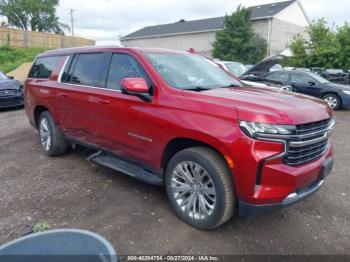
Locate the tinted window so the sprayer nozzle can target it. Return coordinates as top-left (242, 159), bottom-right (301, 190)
top-left (69, 53), bottom-right (105, 87)
top-left (29, 56), bottom-right (61, 79)
top-left (106, 54), bottom-right (150, 91)
top-left (266, 71), bottom-right (289, 82)
top-left (291, 72), bottom-right (313, 84)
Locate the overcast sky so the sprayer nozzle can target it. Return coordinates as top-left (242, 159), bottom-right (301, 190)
top-left (56, 0), bottom-right (350, 45)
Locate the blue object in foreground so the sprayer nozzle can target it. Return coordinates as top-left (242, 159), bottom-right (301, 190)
top-left (0, 229), bottom-right (117, 262)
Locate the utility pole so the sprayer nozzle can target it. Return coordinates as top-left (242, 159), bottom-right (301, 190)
top-left (69, 9), bottom-right (75, 36)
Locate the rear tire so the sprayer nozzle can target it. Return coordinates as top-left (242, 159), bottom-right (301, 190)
top-left (165, 147), bottom-right (235, 230)
top-left (323, 94), bottom-right (341, 110)
top-left (38, 111), bottom-right (68, 156)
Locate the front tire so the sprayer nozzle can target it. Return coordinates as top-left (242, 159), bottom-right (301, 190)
top-left (165, 147), bottom-right (235, 230)
top-left (323, 94), bottom-right (341, 110)
top-left (38, 111), bottom-right (68, 156)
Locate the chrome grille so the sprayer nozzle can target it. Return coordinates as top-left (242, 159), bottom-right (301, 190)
top-left (284, 119), bottom-right (334, 166)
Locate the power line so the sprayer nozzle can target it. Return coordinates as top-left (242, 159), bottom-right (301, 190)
top-left (69, 9), bottom-right (75, 36)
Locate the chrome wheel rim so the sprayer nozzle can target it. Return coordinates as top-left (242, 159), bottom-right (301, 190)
top-left (324, 96), bottom-right (338, 109)
top-left (170, 161), bottom-right (216, 220)
top-left (39, 118), bottom-right (51, 151)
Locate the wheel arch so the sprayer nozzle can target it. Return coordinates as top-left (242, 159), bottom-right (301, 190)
top-left (161, 137), bottom-right (235, 178)
top-left (34, 105), bottom-right (50, 128)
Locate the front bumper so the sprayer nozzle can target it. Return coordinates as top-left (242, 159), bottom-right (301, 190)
top-left (239, 157), bottom-right (334, 216)
top-left (0, 96), bottom-right (24, 109)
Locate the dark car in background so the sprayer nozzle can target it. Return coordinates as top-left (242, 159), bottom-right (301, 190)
top-left (0, 71), bottom-right (24, 109)
top-left (266, 70), bottom-right (350, 110)
top-left (216, 56), bottom-right (292, 91)
top-left (322, 69), bottom-right (349, 85)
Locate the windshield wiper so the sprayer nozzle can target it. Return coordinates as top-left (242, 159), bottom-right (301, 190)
top-left (220, 83), bottom-right (240, 88)
top-left (183, 86), bottom-right (211, 92)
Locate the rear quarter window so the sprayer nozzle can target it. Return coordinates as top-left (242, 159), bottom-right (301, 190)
top-left (29, 56), bottom-right (61, 79)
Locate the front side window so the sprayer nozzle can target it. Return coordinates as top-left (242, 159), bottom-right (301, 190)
top-left (291, 73), bottom-right (313, 84)
top-left (145, 53), bottom-right (242, 90)
top-left (69, 53), bottom-right (105, 87)
top-left (106, 54), bottom-right (151, 91)
top-left (29, 56), bottom-right (61, 79)
top-left (307, 72), bottom-right (330, 84)
top-left (266, 71), bottom-right (289, 82)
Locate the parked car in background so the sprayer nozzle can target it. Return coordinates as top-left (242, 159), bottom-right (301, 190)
top-left (25, 47), bottom-right (334, 229)
top-left (311, 67), bottom-right (324, 75)
top-left (322, 69), bottom-right (349, 85)
top-left (269, 64), bottom-right (283, 72)
top-left (295, 67), bottom-right (311, 72)
top-left (216, 61), bottom-right (247, 77)
top-left (0, 71), bottom-right (24, 109)
top-left (245, 64), bottom-right (253, 70)
top-left (216, 56), bottom-right (292, 91)
top-left (266, 70), bottom-right (350, 110)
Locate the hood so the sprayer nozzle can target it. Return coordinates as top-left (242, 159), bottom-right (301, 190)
top-left (242, 55), bottom-right (285, 78)
top-left (0, 79), bottom-right (21, 90)
top-left (187, 87), bottom-right (332, 125)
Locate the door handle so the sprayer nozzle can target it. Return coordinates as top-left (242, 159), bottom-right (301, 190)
top-left (97, 98), bottom-right (111, 105)
top-left (60, 92), bottom-right (69, 98)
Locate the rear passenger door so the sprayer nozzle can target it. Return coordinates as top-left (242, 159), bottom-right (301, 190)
top-left (57, 52), bottom-right (110, 144)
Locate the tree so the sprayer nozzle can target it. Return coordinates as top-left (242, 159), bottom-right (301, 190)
top-left (212, 6), bottom-right (267, 64)
top-left (0, 0), bottom-right (69, 34)
top-left (287, 19), bottom-right (350, 69)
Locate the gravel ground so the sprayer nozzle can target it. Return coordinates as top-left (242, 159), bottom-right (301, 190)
top-left (0, 108), bottom-right (349, 255)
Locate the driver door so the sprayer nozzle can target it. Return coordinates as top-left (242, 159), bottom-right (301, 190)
top-left (93, 52), bottom-right (159, 168)
top-left (290, 72), bottom-right (321, 98)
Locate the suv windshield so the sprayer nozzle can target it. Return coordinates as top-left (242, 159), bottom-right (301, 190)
top-left (145, 53), bottom-right (242, 90)
top-left (223, 62), bottom-right (247, 77)
top-left (0, 72), bottom-right (8, 80)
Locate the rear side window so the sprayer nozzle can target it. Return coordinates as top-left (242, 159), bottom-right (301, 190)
top-left (106, 54), bottom-right (151, 91)
top-left (68, 53), bottom-right (105, 87)
top-left (29, 56), bottom-right (61, 79)
top-left (291, 73), bottom-right (313, 84)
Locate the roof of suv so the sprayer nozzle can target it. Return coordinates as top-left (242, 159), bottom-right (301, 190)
top-left (38, 46), bottom-right (189, 58)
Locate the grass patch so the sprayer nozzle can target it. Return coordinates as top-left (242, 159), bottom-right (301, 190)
top-left (0, 46), bottom-right (48, 73)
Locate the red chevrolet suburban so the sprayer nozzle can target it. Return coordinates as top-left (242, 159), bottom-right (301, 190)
top-left (25, 47), bottom-right (335, 229)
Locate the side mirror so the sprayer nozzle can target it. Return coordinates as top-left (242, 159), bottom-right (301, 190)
top-left (8, 75), bottom-right (14, 80)
top-left (308, 81), bottom-right (316, 86)
top-left (120, 78), bottom-right (152, 102)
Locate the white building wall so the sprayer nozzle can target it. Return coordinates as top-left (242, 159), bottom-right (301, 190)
top-left (270, 18), bottom-right (308, 55)
top-left (274, 1), bottom-right (310, 27)
top-left (252, 20), bottom-right (269, 40)
top-left (121, 31), bottom-right (217, 57)
top-left (121, 4), bottom-right (310, 58)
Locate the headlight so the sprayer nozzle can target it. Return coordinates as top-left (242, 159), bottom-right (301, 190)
top-left (343, 90), bottom-right (350, 95)
top-left (239, 121), bottom-right (296, 139)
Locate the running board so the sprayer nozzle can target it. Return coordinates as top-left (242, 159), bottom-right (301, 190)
top-left (87, 151), bottom-right (163, 186)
